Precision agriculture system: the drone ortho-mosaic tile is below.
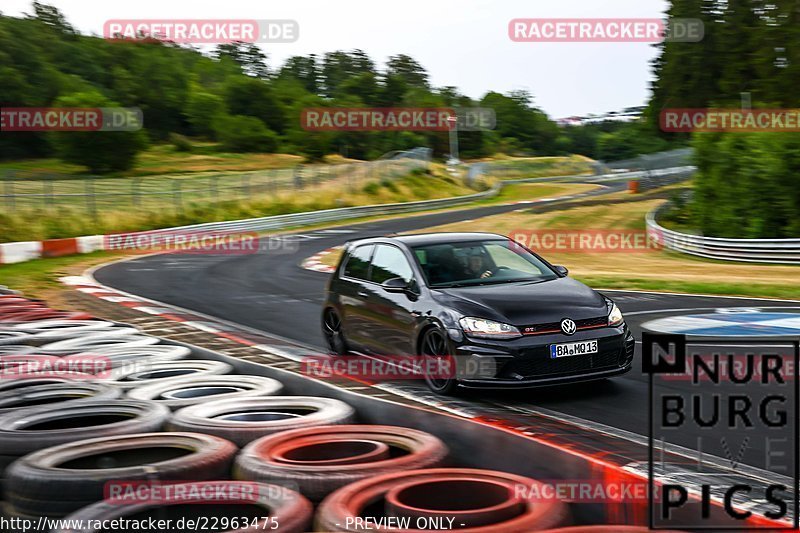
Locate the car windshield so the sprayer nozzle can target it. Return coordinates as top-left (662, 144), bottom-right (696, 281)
top-left (411, 239), bottom-right (558, 288)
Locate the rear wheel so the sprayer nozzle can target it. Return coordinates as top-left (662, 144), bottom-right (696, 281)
top-left (420, 328), bottom-right (459, 395)
top-left (322, 309), bottom-right (348, 355)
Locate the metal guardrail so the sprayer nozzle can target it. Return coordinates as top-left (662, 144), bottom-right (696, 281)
top-left (646, 204), bottom-right (800, 264)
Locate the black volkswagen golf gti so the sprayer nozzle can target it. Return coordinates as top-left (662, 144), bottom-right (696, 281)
top-left (321, 232), bottom-right (635, 394)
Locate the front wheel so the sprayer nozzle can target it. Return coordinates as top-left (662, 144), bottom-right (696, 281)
top-left (419, 327), bottom-right (459, 395)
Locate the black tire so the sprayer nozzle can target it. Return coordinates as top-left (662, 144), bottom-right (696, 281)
top-left (5, 432), bottom-right (237, 518)
top-left (63, 344), bottom-right (191, 371)
top-left (0, 382), bottom-right (122, 414)
top-left (419, 327), bottom-right (460, 395)
top-left (0, 372), bottom-right (95, 392)
top-left (108, 360), bottom-right (233, 389)
top-left (127, 375), bottom-right (284, 411)
top-left (168, 396), bottom-right (356, 447)
top-left (50, 481), bottom-right (312, 533)
top-left (322, 308), bottom-right (349, 355)
top-left (0, 399), bottom-right (169, 456)
top-left (40, 332), bottom-right (156, 355)
top-left (9, 320), bottom-right (117, 338)
top-left (235, 425), bottom-right (448, 501)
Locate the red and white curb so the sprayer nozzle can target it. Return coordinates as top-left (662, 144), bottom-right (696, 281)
top-left (300, 246), bottom-right (341, 273)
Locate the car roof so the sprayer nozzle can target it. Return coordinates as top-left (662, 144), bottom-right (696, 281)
top-left (349, 232), bottom-right (510, 247)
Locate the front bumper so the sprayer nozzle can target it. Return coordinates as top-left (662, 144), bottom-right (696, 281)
top-left (448, 324), bottom-right (635, 389)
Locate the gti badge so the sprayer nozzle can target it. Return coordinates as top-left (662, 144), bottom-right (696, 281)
top-left (560, 318), bottom-right (577, 336)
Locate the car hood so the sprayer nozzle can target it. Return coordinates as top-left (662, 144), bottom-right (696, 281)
top-left (432, 277), bottom-right (608, 326)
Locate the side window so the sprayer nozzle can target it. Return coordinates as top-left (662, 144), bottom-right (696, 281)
top-left (343, 244), bottom-right (374, 280)
top-left (370, 245), bottom-right (414, 284)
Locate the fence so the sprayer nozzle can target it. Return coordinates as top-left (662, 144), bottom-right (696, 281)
top-left (477, 157), bottom-right (597, 180)
top-left (646, 203), bottom-right (800, 264)
top-left (601, 148), bottom-right (693, 172)
top-left (0, 148), bottom-right (432, 219)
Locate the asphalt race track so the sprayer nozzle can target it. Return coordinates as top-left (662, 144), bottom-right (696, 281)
top-left (95, 183), bottom-right (800, 476)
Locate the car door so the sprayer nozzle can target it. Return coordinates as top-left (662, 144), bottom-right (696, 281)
top-left (363, 244), bottom-right (419, 356)
top-left (337, 244), bottom-right (375, 351)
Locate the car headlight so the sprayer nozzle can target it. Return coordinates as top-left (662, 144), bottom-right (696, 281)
top-left (459, 317), bottom-right (521, 339)
top-left (608, 303), bottom-right (624, 326)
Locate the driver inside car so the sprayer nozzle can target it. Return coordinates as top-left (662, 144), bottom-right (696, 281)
top-left (465, 250), bottom-right (494, 279)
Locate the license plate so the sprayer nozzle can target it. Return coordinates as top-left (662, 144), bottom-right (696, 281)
top-left (550, 339), bottom-right (598, 358)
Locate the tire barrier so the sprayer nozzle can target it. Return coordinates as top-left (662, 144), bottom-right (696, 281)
top-left (127, 375), bottom-right (285, 410)
top-left (315, 468), bottom-right (568, 532)
top-left (0, 297), bottom-right (93, 324)
top-left (0, 331), bottom-right (32, 344)
top-left (39, 331), bottom-right (155, 355)
top-left (235, 425), bottom-right (448, 501)
top-left (8, 319), bottom-right (118, 338)
top-left (0, 399), bottom-right (169, 457)
top-left (168, 396), bottom-right (357, 447)
top-left (51, 481), bottom-right (314, 533)
top-left (4, 432), bottom-right (237, 518)
top-left (0, 354), bottom-right (61, 371)
top-left (108, 360), bottom-right (233, 389)
top-left (0, 382), bottom-right (122, 414)
top-left (0, 376), bottom-right (94, 393)
top-left (68, 343), bottom-right (190, 365)
top-left (0, 291), bottom-right (697, 529)
top-left (0, 344), bottom-right (36, 354)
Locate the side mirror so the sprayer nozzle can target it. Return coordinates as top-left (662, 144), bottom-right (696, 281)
top-left (554, 265), bottom-right (569, 276)
top-left (381, 277), bottom-right (409, 293)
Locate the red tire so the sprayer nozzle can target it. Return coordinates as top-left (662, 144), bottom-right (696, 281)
top-left (235, 425), bottom-right (448, 501)
top-left (316, 468), bottom-right (569, 532)
top-left (542, 525), bottom-right (682, 533)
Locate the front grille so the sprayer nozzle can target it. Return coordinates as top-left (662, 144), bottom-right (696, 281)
top-left (521, 316), bottom-right (608, 335)
top-left (501, 346), bottom-right (623, 379)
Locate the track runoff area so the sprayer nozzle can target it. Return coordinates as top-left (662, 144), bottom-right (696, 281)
top-left (94, 177), bottom-right (800, 530)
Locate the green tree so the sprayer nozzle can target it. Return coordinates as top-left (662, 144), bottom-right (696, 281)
top-left (51, 91), bottom-right (147, 173)
top-left (184, 90), bottom-right (226, 138)
top-left (224, 76), bottom-right (286, 134)
top-left (214, 115), bottom-right (279, 153)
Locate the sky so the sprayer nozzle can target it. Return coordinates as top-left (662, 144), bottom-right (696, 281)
top-left (3, 0), bottom-right (670, 119)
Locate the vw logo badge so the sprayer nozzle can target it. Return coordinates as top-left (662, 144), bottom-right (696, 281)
top-left (560, 318), bottom-right (577, 336)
